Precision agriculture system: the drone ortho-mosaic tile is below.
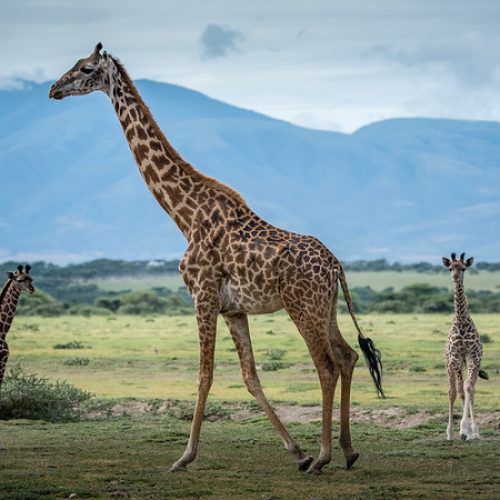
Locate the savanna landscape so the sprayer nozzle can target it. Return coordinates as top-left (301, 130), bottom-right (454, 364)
top-left (3, 4), bottom-right (500, 500)
top-left (1, 266), bottom-right (498, 499)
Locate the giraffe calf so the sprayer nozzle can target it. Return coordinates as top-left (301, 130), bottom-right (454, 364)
top-left (442, 253), bottom-right (488, 441)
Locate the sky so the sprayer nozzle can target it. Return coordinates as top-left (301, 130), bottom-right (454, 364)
top-left (2, 0), bottom-right (500, 132)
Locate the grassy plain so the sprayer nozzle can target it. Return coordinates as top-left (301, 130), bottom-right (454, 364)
top-left (1, 416), bottom-right (499, 499)
top-left (1, 313), bottom-right (499, 499)
top-left (90, 270), bottom-right (500, 292)
top-left (6, 313), bottom-right (500, 406)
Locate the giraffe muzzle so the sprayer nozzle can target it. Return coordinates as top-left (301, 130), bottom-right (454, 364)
top-left (49, 84), bottom-right (64, 100)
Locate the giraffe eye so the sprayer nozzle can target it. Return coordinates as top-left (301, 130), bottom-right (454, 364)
top-left (81, 67), bottom-right (94, 75)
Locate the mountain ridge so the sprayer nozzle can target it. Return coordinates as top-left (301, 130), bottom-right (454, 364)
top-left (1, 79), bottom-right (499, 264)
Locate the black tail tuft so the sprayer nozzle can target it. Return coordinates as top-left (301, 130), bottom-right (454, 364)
top-left (479, 369), bottom-right (489, 380)
top-left (358, 335), bottom-right (385, 398)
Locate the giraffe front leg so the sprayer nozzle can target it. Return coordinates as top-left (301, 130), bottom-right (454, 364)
top-left (0, 340), bottom-right (10, 395)
top-left (169, 304), bottom-right (218, 472)
top-left (446, 369), bottom-right (457, 440)
top-left (0, 341), bottom-right (9, 451)
top-left (223, 313), bottom-right (312, 471)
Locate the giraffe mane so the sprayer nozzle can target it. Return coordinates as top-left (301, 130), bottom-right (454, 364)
top-left (110, 56), bottom-right (248, 208)
top-left (0, 277), bottom-right (13, 305)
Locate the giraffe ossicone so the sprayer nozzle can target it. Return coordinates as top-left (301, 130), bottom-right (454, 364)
top-left (442, 252), bottom-right (487, 441)
top-left (50, 43), bottom-right (384, 474)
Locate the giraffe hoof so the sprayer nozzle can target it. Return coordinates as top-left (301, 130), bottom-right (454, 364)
top-left (169, 464), bottom-right (188, 473)
top-left (306, 466), bottom-right (322, 475)
top-left (460, 433), bottom-right (468, 441)
top-left (346, 452), bottom-right (360, 470)
top-left (298, 456), bottom-right (314, 472)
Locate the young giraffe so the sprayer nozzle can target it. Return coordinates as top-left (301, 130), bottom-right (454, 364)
top-left (49, 43), bottom-right (383, 474)
top-left (442, 253), bottom-right (487, 441)
top-left (0, 265), bottom-right (35, 394)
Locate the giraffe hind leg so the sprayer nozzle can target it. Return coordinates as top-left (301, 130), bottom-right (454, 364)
top-left (328, 300), bottom-right (360, 468)
top-left (464, 365), bottom-right (480, 440)
top-left (284, 306), bottom-right (341, 475)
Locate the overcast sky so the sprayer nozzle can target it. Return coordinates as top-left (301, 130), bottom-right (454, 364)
top-left (2, 0), bottom-right (500, 132)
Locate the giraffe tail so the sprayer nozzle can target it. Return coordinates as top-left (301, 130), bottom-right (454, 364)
top-left (479, 369), bottom-right (489, 380)
top-left (337, 264), bottom-right (385, 398)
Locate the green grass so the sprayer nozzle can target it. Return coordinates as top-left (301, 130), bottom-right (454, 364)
top-left (2, 313), bottom-right (499, 498)
top-left (90, 270), bottom-right (500, 292)
top-left (89, 273), bottom-right (185, 292)
top-left (7, 314), bottom-right (500, 408)
top-left (1, 415), bottom-right (498, 499)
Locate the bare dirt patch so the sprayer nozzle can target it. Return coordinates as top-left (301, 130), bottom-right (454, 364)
top-left (85, 399), bottom-right (500, 430)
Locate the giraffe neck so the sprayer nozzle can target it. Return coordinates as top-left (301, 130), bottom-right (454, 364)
top-left (0, 280), bottom-right (21, 339)
top-left (453, 278), bottom-right (470, 326)
top-left (105, 57), bottom-right (248, 239)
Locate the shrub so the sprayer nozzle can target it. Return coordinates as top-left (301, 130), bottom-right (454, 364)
top-left (64, 357), bottom-right (90, 366)
top-left (68, 304), bottom-right (110, 316)
top-left (17, 290), bottom-right (68, 316)
top-left (261, 361), bottom-right (288, 371)
top-left (265, 349), bottom-right (287, 360)
top-left (409, 365), bottom-right (427, 372)
top-left (480, 334), bottom-right (492, 344)
top-left (0, 364), bottom-right (92, 422)
top-left (53, 341), bottom-right (87, 350)
top-left (117, 291), bottom-right (169, 315)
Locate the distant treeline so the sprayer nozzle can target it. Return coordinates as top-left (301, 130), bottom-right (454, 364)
top-left (0, 258), bottom-right (181, 281)
top-left (14, 283), bottom-right (500, 317)
top-left (2, 257), bottom-right (500, 282)
top-left (350, 284), bottom-right (500, 314)
top-left (1, 258), bottom-right (500, 316)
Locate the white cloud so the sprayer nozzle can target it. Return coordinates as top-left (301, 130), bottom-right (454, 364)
top-left (0, 250), bottom-right (104, 266)
top-left (2, 1), bottom-right (500, 131)
top-left (200, 24), bottom-right (244, 60)
top-left (456, 201), bottom-right (500, 216)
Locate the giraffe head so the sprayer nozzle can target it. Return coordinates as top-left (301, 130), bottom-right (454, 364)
top-left (7, 265), bottom-right (35, 294)
top-left (442, 252), bottom-right (474, 282)
top-left (49, 43), bottom-right (111, 100)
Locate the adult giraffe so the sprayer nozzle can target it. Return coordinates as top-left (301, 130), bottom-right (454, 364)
top-left (0, 265), bottom-right (34, 394)
top-left (0, 265), bottom-right (34, 449)
top-left (49, 43), bottom-right (383, 474)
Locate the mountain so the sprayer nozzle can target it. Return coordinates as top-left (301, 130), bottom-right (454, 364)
top-left (1, 80), bottom-right (500, 264)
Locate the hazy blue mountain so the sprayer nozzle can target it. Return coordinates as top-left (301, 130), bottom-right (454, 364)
top-left (1, 80), bottom-right (499, 264)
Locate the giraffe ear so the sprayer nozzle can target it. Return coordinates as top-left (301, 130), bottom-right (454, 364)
top-left (442, 257), bottom-right (451, 268)
top-left (465, 257), bottom-right (474, 268)
top-left (7, 272), bottom-right (15, 279)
